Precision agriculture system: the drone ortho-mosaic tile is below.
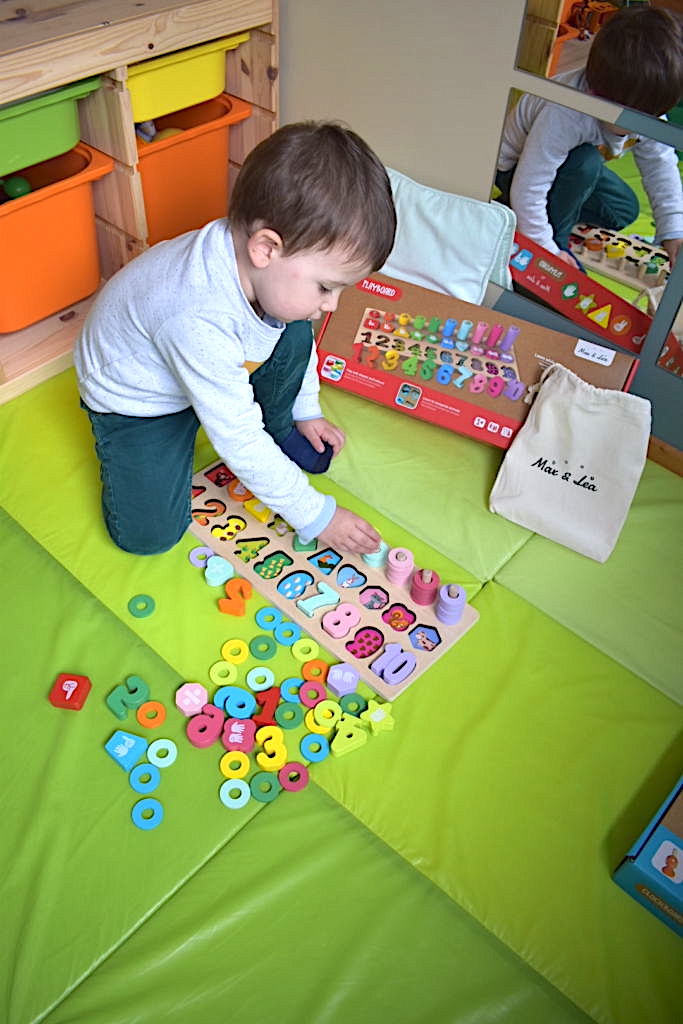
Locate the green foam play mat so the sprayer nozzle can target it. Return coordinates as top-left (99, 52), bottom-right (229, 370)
top-left (2, 368), bottom-right (682, 1024)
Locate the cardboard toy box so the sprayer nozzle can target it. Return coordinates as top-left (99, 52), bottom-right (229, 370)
top-left (613, 776), bottom-right (683, 937)
top-left (316, 273), bottom-right (638, 449)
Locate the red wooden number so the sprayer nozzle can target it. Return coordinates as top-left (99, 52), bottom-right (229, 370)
top-left (253, 686), bottom-right (281, 726)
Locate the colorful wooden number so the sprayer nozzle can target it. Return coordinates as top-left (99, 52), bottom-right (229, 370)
top-left (213, 685), bottom-right (256, 719)
top-left (253, 550), bottom-right (293, 580)
top-left (255, 725), bottom-right (288, 771)
top-left (253, 686), bottom-right (281, 726)
top-left (218, 577), bottom-right (253, 615)
top-left (296, 581), bottom-right (340, 618)
top-left (321, 602), bottom-right (361, 639)
top-left (370, 643), bottom-right (417, 685)
top-left (106, 675), bottom-right (150, 720)
top-left (210, 515), bottom-right (246, 542)
top-left (187, 704), bottom-right (225, 748)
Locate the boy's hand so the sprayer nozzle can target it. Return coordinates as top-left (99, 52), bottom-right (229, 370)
top-left (662, 238), bottom-right (681, 267)
top-left (295, 417), bottom-right (345, 456)
top-left (318, 506), bottom-right (381, 554)
top-left (557, 249), bottom-right (582, 270)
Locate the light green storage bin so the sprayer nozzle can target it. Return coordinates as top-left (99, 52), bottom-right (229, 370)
top-left (0, 76), bottom-right (101, 178)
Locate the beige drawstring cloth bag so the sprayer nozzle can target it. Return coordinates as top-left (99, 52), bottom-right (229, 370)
top-left (489, 363), bottom-right (651, 562)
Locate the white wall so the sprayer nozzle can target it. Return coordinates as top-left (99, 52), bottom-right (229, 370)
top-left (279, 0), bottom-right (529, 199)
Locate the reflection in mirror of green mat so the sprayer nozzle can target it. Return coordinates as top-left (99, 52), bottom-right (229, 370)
top-left (311, 582), bottom-right (683, 1024)
top-left (495, 459), bottom-right (683, 705)
top-left (41, 786), bottom-right (592, 1024)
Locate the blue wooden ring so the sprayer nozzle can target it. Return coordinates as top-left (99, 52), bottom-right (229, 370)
top-left (129, 762), bottom-right (161, 794)
top-left (131, 797), bottom-right (164, 830)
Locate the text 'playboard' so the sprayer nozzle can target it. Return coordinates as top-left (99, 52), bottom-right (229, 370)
top-left (190, 460), bottom-right (479, 701)
top-left (316, 273), bottom-right (638, 449)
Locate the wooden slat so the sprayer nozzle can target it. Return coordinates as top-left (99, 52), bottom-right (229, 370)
top-left (225, 28), bottom-right (278, 113)
top-left (0, 0), bottom-right (272, 103)
top-left (0, 293), bottom-right (96, 389)
top-left (78, 75), bottom-right (138, 166)
top-left (229, 106), bottom-right (276, 165)
top-left (95, 218), bottom-right (147, 279)
top-left (92, 159), bottom-right (148, 239)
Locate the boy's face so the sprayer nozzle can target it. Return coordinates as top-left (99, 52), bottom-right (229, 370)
top-left (254, 242), bottom-right (372, 323)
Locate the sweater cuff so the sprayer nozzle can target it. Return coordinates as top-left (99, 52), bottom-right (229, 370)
top-left (296, 494), bottom-right (336, 543)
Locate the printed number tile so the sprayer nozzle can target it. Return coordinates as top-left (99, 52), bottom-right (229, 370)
top-left (49, 672), bottom-right (91, 709)
top-left (105, 730), bottom-right (148, 771)
top-left (176, 682), bottom-right (209, 717)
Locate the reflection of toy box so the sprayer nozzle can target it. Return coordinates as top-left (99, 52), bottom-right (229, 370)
top-left (316, 273), bottom-right (638, 450)
top-left (509, 232), bottom-right (678, 363)
top-left (613, 776), bottom-right (683, 937)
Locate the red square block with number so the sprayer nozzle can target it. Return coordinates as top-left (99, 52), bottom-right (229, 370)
top-left (49, 672), bottom-right (92, 710)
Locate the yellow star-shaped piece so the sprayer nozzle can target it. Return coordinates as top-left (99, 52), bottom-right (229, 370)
top-left (360, 699), bottom-right (395, 735)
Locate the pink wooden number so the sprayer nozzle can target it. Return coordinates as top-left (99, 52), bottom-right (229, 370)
top-left (187, 704), bottom-right (225, 748)
top-left (321, 602), bottom-right (361, 639)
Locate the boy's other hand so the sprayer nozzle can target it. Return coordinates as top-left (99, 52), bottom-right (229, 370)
top-left (295, 417), bottom-right (345, 455)
top-left (662, 238), bottom-right (681, 267)
top-left (318, 506), bottom-right (381, 554)
top-left (557, 249), bottom-right (582, 269)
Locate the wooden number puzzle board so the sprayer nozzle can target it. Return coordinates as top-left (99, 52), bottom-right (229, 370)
top-left (190, 461), bottom-right (479, 701)
top-left (569, 224), bottom-right (670, 293)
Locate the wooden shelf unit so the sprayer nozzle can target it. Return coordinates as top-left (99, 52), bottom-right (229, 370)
top-left (0, 0), bottom-right (279, 404)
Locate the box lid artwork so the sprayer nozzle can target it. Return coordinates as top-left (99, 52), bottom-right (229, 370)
top-left (316, 273), bottom-right (638, 449)
top-left (613, 776), bottom-right (683, 937)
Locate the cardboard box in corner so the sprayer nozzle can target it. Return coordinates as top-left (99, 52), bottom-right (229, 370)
top-left (316, 273), bottom-right (638, 450)
top-left (613, 776), bottom-right (683, 937)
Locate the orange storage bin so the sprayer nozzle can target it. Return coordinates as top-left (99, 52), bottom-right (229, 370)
top-left (137, 93), bottom-right (251, 245)
top-left (0, 143), bottom-right (113, 333)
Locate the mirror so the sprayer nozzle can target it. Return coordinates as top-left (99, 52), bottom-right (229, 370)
top-left (516, 2), bottom-right (683, 120)
top-left (493, 85), bottom-right (683, 377)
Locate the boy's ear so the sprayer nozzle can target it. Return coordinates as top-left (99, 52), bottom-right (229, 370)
top-left (247, 227), bottom-right (284, 268)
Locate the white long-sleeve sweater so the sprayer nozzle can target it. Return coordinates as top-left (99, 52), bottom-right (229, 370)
top-left (74, 219), bottom-right (335, 541)
top-left (497, 68), bottom-right (683, 254)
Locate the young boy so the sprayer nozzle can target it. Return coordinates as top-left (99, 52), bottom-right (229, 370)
top-left (496, 5), bottom-right (683, 267)
top-left (75, 122), bottom-right (396, 555)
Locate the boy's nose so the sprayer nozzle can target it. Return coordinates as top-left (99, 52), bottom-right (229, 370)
top-left (321, 292), bottom-right (340, 313)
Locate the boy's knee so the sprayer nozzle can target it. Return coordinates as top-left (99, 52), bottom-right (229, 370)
top-left (104, 513), bottom-right (187, 556)
top-left (560, 143), bottom-right (603, 188)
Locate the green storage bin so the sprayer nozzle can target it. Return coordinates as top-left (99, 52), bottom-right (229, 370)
top-left (0, 76), bottom-right (101, 179)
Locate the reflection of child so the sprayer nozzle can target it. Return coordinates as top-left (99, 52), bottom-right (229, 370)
top-left (496, 6), bottom-right (683, 268)
top-left (75, 122), bottom-right (396, 556)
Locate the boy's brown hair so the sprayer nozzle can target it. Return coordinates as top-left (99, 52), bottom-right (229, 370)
top-left (586, 6), bottom-right (683, 117)
top-left (229, 121), bottom-right (396, 272)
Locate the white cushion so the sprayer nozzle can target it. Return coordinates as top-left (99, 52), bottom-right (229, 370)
top-left (382, 167), bottom-right (515, 304)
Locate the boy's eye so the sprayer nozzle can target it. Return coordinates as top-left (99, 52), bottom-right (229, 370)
top-left (319, 284), bottom-right (332, 294)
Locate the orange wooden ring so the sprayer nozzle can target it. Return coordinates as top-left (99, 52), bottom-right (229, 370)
top-left (136, 700), bottom-right (167, 729)
top-left (301, 658), bottom-right (329, 683)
